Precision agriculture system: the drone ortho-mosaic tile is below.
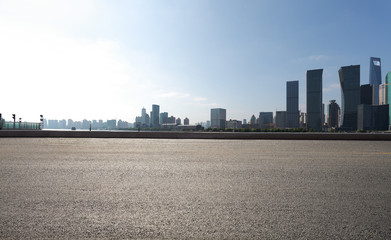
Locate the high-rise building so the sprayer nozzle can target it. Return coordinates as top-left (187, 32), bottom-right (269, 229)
top-left (211, 108), bottom-right (226, 129)
top-left (359, 84), bottom-right (373, 129)
top-left (249, 115), bottom-right (257, 128)
top-left (166, 116), bottom-right (176, 124)
top-left (59, 119), bottom-right (67, 129)
top-left (372, 105), bottom-right (389, 131)
top-left (339, 65), bottom-right (360, 131)
top-left (322, 103), bottom-right (325, 126)
top-left (184, 117), bottom-right (189, 125)
top-left (144, 114), bottom-right (150, 126)
top-left (369, 57), bottom-right (381, 105)
top-left (386, 72), bottom-right (391, 128)
top-left (151, 104), bottom-right (160, 128)
top-left (141, 107), bottom-right (147, 125)
top-left (379, 84), bottom-right (386, 105)
top-left (286, 81), bottom-right (299, 128)
top-left (306, 69), bottom-right (323, 131)
top-left (118, 120), bottom-right (129, 129)
top-left (67, 119), bottom-right (74, 129)
top-left (360, 84), bottom-right (373, 105)
top-left (328, 100), bottom-right (340, 128)
top-left (48, 119), bottom-right (59, 129)
top-left (159, 112), bottom-right (168, 125)
top-left (107, 119), bottom-right (117, 129)
top-left (275, 111), bottom-right (286, 129)
top-left (358, 104), bottom-right (389, 131)
top-left (357, 104), bottom-right (372, 130)
top-left (259, 112), bottom-right (273, 129)
top-left (176, 117), bottom-right (181, 125)
top-left (82, 119), bottom-right (91, 129)
top-left (226, 119), bottom-right (242, 129)
top-left (135, 116), bottom-right (142, 126)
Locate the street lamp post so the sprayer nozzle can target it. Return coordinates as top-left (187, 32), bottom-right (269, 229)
top-left (40, 115), bottom-right (44, 130)
top-left (12, 114), bottom-right (15, 129)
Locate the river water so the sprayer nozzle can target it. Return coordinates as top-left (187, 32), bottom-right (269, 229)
top-left (1, 138), bottom-right (390, 239)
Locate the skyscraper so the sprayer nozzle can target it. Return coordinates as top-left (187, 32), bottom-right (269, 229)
top-left (369, 57), bottom-right (381, 105)
top-left (211, 108), bottom-right (226, 129)
top-left (328, 100), bottom-right (340, 128)
top-left (379, 84), bottom-right (386, 105)
top-left (386, 72), bottom-right (391, 128)
top-left (159, 112), bottom-right (168, 125)
top-left (306, 69), bottom-right (323, 131)
top-left (151, 104), bottom-right (160, 128)
top-left (141, 107), bottom-right (147, 125)
top-left (360, 84), bottom-right (372, 105)
top-left (107, 119), bottom-right (117, 129)
top-left (358, 104), bottom-right (389, 131)
top-left (275, 111), bottom-right (286, 129)
top-left (249, 115), bottom-right (257, 128)
top-left (286, 80), bottom-right (299, 128)
top-left (339, 65), bottom-right (360, 131)
top-left (259, 112), bottom-right (273, 129)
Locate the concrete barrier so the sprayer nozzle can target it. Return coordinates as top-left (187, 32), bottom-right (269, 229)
top-left (0, 130), bottom-right (391, 140)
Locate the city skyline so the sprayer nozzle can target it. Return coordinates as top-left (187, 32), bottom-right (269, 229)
top-left (1, 1), bottom-right (390, 123)
top-left (1, 60), bottom-right (388, 128)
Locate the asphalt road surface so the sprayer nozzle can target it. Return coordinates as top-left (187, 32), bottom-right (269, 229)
top-left (1, 138), bottom-right (390, 239)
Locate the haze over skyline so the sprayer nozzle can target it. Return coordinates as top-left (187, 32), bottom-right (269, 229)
top-left (1, 0), bottom-right (390, 123)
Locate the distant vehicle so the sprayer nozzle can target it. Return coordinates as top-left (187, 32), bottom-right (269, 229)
top-left (71, 127), bottom-right (76, 130)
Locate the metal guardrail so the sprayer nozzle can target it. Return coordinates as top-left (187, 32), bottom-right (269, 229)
top-left (0, 120), bottom-right (41, 130)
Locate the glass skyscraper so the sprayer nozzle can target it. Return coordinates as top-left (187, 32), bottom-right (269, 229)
top-left (386, 72), bottom-right (391, 128)
top-left (159, 112), bottom-right (168, 125)
top-left (360, 84), bottom-right (372, 105)
top-left (369, 57), bottom-right (381, 105)
top-left (286, 81), bottom-right (299, 128)
top-left (151, 104), bottom-right (160, 128)
top-left (306, 69), bottom-right (323, 131)
top-left (211, 108), bottom-right (226, 129)
top-left (328, 100), bottom-right (339, 128)
top-left (259, 112), bottom-right (273, 129)
top-left (339, 65), bottom-right (360, 131)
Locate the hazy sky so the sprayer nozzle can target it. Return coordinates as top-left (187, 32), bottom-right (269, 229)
top-left (1, 0), bottom-right (390, 123)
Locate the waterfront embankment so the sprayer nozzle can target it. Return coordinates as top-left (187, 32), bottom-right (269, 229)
top-left (0, 130), bottom-right (391, 140)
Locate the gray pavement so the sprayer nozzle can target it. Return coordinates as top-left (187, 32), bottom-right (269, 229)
top-left (1, 138), bottom-right (391, 239)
